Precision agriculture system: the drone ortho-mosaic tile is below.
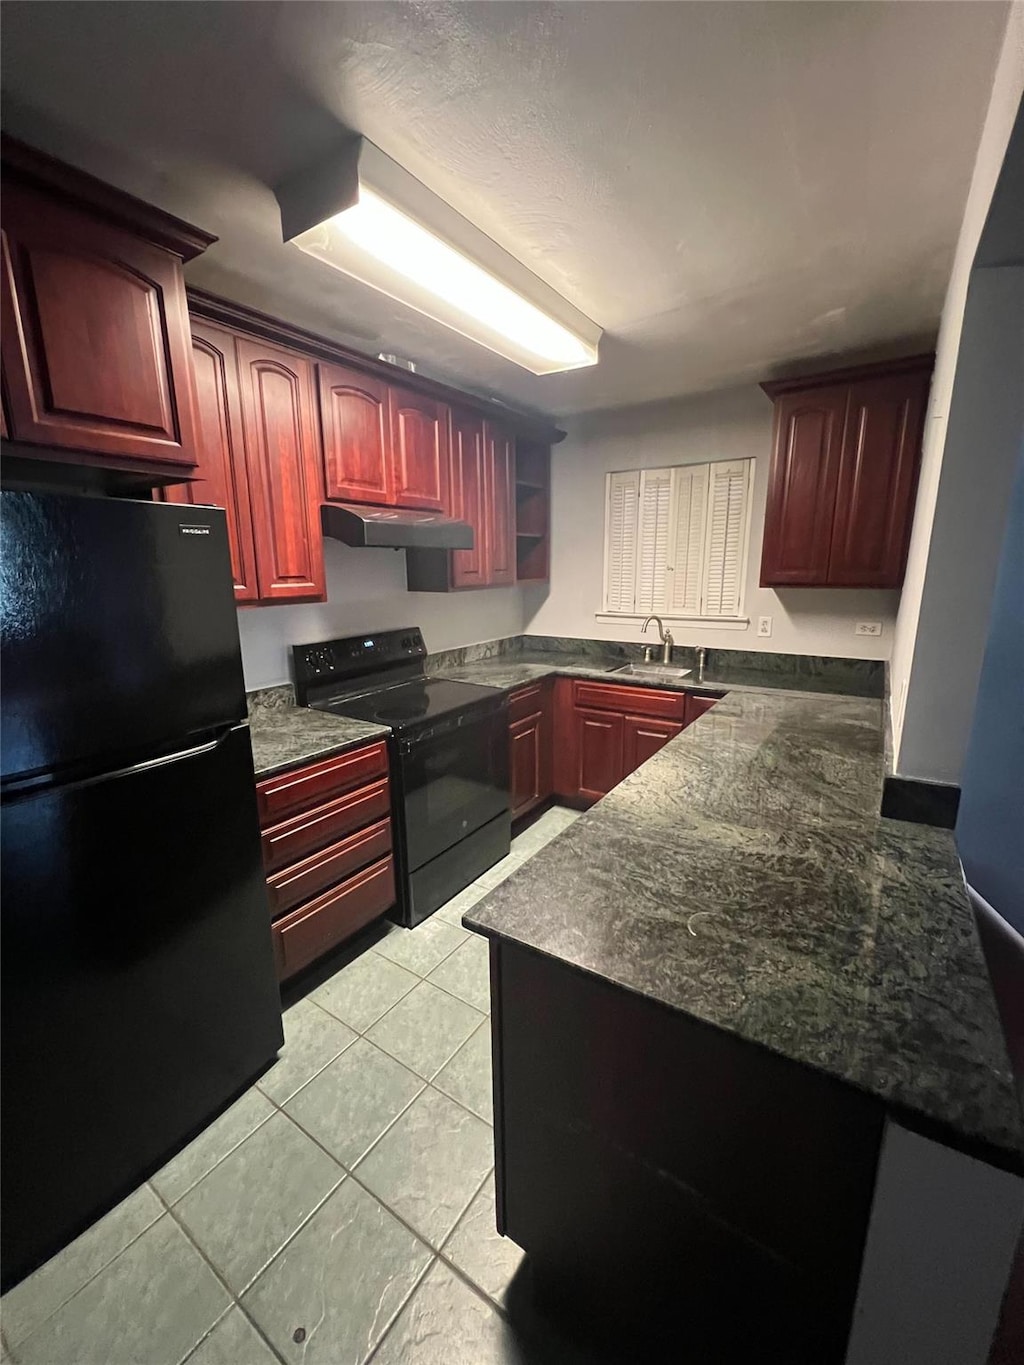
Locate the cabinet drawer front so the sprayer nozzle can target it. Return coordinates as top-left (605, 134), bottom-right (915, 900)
top-left (572, 682), bottom-right (685, 722)
top-left (272, 856), bottom-right (396, 981)
top-left (256, 742), bottom-right (388, 825)
top-left (508, 682), bottom-right (550, 725)
top-left (261, 778), bottom-right (391, 873)
top-left (267, 818), bottom-right (392, 919)
top-left (685, 694), bottom-right (720, 727)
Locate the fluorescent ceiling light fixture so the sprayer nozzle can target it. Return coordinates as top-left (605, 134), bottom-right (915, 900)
top-left (276, 138), bottom-right (601, 375)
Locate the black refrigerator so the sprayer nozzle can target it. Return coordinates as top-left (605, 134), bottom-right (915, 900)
top-left (1, 490), bottom-right (284, 1290)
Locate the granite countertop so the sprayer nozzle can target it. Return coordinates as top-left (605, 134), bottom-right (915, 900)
top-left (429, 651), bottom-right (878, 699)
top-left (246, 686), bottom-right (391, 780)
top-left (465, 683), bottom-right (1023, 1174)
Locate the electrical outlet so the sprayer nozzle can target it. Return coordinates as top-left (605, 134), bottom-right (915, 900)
top-left (757, 616), bottom-right (773, 638)
top-left (855, 621), bottom-right (882, 637)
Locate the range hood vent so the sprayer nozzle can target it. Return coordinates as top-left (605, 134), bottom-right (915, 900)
top-left (320, 502), bottom-right (474, 550)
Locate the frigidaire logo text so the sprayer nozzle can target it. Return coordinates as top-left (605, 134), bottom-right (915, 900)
top-left (179, 525), bottom-right (212, 536)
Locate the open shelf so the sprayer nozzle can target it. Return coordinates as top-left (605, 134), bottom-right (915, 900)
top-left (515, 439), bottom-right (551, 583)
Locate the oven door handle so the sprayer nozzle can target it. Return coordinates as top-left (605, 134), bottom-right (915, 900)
top-left (398, 702), bottom-right (506, 754)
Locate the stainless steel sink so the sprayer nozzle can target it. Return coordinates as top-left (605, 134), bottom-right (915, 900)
top-left (608, 663), bottom-right (692, 680)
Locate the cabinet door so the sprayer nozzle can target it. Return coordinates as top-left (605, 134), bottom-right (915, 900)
top-left (161, 322), bottom-right (258, 602)
top-left (828, 372), bottom-right (928, 588)
top-left (509, 713), bottom-right (543, 820)
top-left (449, 410), bottom-right (488, 588)
top-left (236, 338), bottom-right (325, 602)
top-left (0, 181), bottom-right (197, 468)
top-left (486, 423), bottom-right (516, 586)
top-left (575, 708), bottom-right (625, 804)
top-left (760, 386), bottom-right (848, 586)
top-left (319, 363), bottom-right (392, 505)
top-left (622, 715), bottom-right (683, 775)
top-left (388, 385), bottom-right (450, 511)
top-left (509, 706), bottom-right (553, 821)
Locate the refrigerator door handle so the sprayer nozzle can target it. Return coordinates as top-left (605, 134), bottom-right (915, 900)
top-left (3, 727), bottom-right (240, 802)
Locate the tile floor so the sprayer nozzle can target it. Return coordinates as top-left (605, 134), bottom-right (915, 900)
top-left (0, 807), bottom-right (585, 1365)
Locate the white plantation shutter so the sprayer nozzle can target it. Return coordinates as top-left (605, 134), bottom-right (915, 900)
top-left (604, 471), bottom-right (640, 612)
top-left (666, 466), bottom-right (709, 614)
top-left (604, 459), bottom-right (752, 618)
top-left (635, 468), bottom-right (673, 613)
top-left (701, 460), bottom-right (751, 616)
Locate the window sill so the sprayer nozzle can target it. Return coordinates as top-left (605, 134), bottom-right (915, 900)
top-left (595, 613), bottom-right (750, 632)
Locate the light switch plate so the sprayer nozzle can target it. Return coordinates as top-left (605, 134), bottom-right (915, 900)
top-left (855, 621), bottom-right (883, 637)
top-left (757, 616), bottom-right (773, 638)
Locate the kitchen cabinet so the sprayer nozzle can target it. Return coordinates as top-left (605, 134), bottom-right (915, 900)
top-left (236, 336), bottom-right (326, 602)
top-left (256, 741), bottom-right (394, 981)
top-left (388, 384), bottom-right (450, 512)
top-left (515, 441), bottom-right (551, 582)
top-left (159, 321), bottom-right (258, 602)
top-left (508, 682), bottom-right (554, 821)
top-left (760, 357), bottom-right (931, 589)
top-left (318, 362), bottom-right (391, 505)
top-left (622, 715), bottom-right (683, 772)
top-left (449, 411), bottom-right (489, 588)
top-left (558, 681), bottom-right (713, 807)
top-left (406, 413), bottom-right (518, 591)
top-left (685, 694), bottom-right (720, 726)
top-left (576, 709), bottom-right (626, 803)
top-left (0, 137), bottom-right (213, 477)
top-left (486, 423), bottom-right (516, 585)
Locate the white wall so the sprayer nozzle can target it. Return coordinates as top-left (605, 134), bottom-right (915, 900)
top-left (890, 6), bottom-right (1024, 779)
top-left (524, 386), bottom-right (899, 660)
top-left (238, 538), bottom-right (527, 689)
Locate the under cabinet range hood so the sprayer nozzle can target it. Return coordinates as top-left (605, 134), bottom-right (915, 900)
top-left (321, 502), bottom-right (474, 550)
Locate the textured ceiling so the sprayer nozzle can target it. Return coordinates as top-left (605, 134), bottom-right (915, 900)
top-left (0, 1), bottom-right (1009, 416)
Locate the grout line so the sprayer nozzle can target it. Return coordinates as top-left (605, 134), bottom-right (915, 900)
top-left (0, 1186), bottom-right (166, 1354)
top-left (155, 1177), bottom-right (314, 1365)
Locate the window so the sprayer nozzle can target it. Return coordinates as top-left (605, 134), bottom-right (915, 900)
top-left (603, 459), bottom-right (753, 618)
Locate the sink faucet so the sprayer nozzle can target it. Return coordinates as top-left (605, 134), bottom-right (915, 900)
top-left (641, 615), bottom-right (674, 664)
top-left (696, 646), bottom-right (707, 683)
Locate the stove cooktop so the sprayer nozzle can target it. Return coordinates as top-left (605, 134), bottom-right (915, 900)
top-left (311, 676), bottom-right (504, 731)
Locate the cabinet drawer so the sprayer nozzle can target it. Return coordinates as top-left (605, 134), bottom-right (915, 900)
top-left (256, 742), bottom-right (388, 826)
top-left (272, 856), bottom-right (396, 982)
top-left (508, 681), bottom-right (550, 725)
top-left (261, 778), bottom-right (391, 873)
top-left (572, 682), bottom-right (686, 722)
top-left (267, 818), bottom-right (392, 919)
top-left (685, 694), bottom-right (721, 727)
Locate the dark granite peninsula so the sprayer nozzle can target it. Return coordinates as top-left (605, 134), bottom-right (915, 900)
top-left (464, 685), bottom-right (1022, 1362)
top-left (247, 685), bottom-right (390, 779)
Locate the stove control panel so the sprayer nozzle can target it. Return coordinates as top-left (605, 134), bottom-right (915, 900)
top-left (291, 628), bottom-right (427, 705)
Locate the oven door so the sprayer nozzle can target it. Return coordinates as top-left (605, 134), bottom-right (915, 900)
top-left (398, 703), bottom-right (509, 873)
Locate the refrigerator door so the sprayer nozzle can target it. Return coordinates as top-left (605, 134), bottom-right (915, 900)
top-left (1, 490), bottom-right (246, 785)
top-left (0, 723), bottom-right (283, 1289)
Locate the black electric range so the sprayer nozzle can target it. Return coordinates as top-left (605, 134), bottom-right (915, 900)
top-left (293, 629), bottom-right (510, 927)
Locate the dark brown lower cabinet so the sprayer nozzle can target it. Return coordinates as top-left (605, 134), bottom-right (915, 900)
top-left (256, 742), bottom-right (394, 981)
top-left (490, 937), bottom-right (883, 1361)
top-left (574, 708), bottom-right (624, 803)
top-left (555, 681), bottom-right (719, 807)
top-left (622, 714), bottom-right (683, 771)
top-left (508, 682), bottom-right (554, 821)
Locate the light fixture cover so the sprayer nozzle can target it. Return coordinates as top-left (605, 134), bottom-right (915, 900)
top-left (275, 138), bottom-right (601, 376)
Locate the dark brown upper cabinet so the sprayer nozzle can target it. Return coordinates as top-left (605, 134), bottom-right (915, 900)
top-left (486, 423), bottom-right (516, 586)
top-left (387, 385), bottom-right (450, 512)
top-left (759, 357), bottom-right (932, 589)
top-left (0, 137), bottom-right (214, 478)
top-left (318, 363), bottom-right (392, 505)
top-left (159, 321), bottom-right (259, 603)
top-left (235, 337), bottom-right (326, 603)
top-left (449, 410), bottom-right (489, 589)
top-left (406, 412), bottom-right (519, 592)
